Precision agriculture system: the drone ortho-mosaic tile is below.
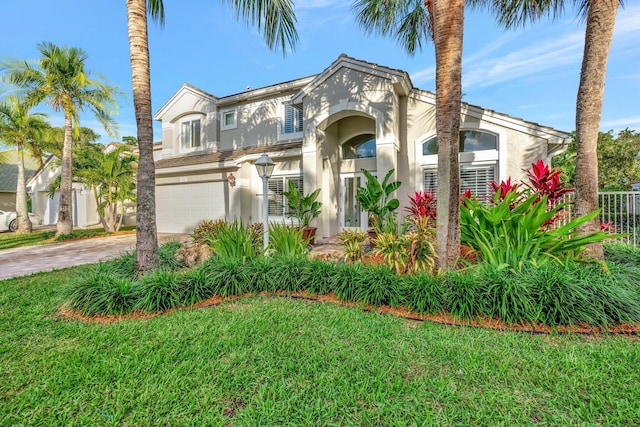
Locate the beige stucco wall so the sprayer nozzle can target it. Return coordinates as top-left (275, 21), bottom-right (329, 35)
top-left (0, 193), bottom-right (14, 211)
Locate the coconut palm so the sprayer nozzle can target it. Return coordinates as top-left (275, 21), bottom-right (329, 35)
top-left (353, 0), bottom-right (464, 269)
top-left (1, 42), bottom-right (120, 237)
top-left (476, 0), bottom-right (624, 259)
top-left (127, 0), bottom-right (299, 273)
top-left (0, 97), bottom-right (49, 233)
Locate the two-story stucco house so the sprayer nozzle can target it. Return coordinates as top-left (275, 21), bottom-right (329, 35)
top-left (153, 55), bottom-right (570, 236)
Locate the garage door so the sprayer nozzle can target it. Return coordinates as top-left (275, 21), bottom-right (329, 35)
top-left (156, 182), bottom-right (226, 233)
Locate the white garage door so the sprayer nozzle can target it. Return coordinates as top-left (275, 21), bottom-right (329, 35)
top-left (156, 182), bottom-right (226, 233)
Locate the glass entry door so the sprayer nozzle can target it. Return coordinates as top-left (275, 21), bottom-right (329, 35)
top-left (340, 173), bottom-right (370, 230)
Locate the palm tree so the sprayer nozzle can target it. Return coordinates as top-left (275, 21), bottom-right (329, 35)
top-left (353, 0), bottom-right (464, 269)
top-left (1, 42), bottom-right (119, 237)
top-left (127, 0), bottom-right (299, 273)
top-left (0, 97), bottom-right (49, 233)
top-left (76, 145), bottom-right (137, 233)
top-left (477, 0), bottom-right (624, 259)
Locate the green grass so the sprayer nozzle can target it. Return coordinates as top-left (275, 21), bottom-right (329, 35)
top-left (2, 267), bottom-right (640, 425)
top-left (0, 226), bottom-right (136, 250)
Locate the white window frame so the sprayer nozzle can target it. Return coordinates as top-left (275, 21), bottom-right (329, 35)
top-left (221, 108), bottom-right (237, 131)
top-left (415, 126), bottom-right (504, 191)
top-left (179, 117), bottom-right (202, 153)
top-left (267, 173), bottom-right (304, 219)
top-left (277, 102), bottom-right (303, 141)
top-left (423, 162), bottom-right (497, 202)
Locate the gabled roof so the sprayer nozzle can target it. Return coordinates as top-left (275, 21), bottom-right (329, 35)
top-left (0, 150), bottom-right (42, 192)
top-left (154, 83), bottom-right (218, 120)
top-left (291, 54), bottom-right (413, 105)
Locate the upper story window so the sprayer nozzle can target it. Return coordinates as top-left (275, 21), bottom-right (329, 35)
top-left (181, 119), bottom-right (201, 149)
top-left (283, 104), bottom-right (303, 134)
top-left (221, 109), bottom-right (237, 130)
top-left (342, 134), bottom-right (376, 159)
top-left (422, 130), bottom-right (498, 155)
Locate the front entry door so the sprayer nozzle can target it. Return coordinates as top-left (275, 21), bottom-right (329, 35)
top-left (340, 173), bottom-right (370, 230)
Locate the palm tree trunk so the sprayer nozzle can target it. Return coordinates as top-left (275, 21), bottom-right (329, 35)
top-left (127, 0), bottom-right (160, 273)
top-left (56, 113), bottom-right (74, 236)
top-left (433, 0), bottom-right (464, 270)
top-left (15, 142), bottom-right (32, 234)
top-left (574, 0), bottom-right (618, 259)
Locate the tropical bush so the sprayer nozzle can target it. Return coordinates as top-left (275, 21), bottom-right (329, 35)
top-left (460, 161), bottom-right (615, 269)
top-left (404, 190), bottom-right (437, 232)
top-left (337, 228), bottom-right (368, 263)
top-left (268, 223), bottom-right (310, 257)
top-left (357, 168), bottom-right (401, 233)
top-left (207, 219), bottom-right (262, 262)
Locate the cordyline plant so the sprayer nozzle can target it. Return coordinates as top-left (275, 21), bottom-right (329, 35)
top-left (460, 161), bottom-right (615, 269)
top-left (404, 190), bottom-right (437, 232)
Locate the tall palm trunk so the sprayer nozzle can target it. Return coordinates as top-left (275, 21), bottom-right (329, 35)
top-left (127, 0), bottom-right (159, 273)
top-left (56, 113), bottom-right (74, 236)
top-left (434, 0), bottom-right (464, 269)
top-left (574, 0), bottom-right (618, 259)
top-left (15, 142), bottom-right (32, 234)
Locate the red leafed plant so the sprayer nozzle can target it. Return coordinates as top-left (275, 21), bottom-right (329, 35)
top-left (491, 178), bottom-right (520, 202)
top-left (405, 190), bottom-right (437, 231)
top-left (525, 159), bottom-right (573, 203)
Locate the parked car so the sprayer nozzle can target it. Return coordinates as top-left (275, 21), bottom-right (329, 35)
top-left (0, 210), bottom-right (42, 232)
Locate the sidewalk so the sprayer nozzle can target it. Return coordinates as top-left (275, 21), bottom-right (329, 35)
top-left (0, 233), bottom-right (189, 281)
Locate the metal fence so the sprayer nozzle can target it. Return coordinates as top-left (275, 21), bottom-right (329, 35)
top-left (598, 192), bottom-right (640, 246)
top-left (557, 191), bottom-right (640, 246)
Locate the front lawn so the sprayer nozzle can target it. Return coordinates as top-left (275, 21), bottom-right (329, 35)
top-left (0, 226), bottom-right (135, 250)
top-left (1, 266), bottom-right (639, 425)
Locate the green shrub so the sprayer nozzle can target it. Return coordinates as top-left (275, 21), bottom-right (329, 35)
top-left (158, 241), bottom-right (185, 271)
top-left (604, 241), bottom-right (640, 265)
top-left (65, 263), bottom-right (134, 315)
top-left (337, 229), bottom-right (367, 263)
top-left (352, 264), bottom-right (404, 307)
top-left (266, 256), bottom-right (309, 292)
top-left (268, 223), bottom-right (309, 257)
top-left (403, 272), bottom-right (445, 314)
top-left (131, 269), bottom-right (185, 312)
top-left (208, 219), bottom-right (262, 262)
top-left (476, 265), bottom-right (537, 324)
top-left (460, 189), bottom-right (613, 269)
top-left (299, 258), bottom-right (337, 295)
top-left (179, 266), bottom-right (218, 306)
top-left (443, 271), bottom-right (486, 320)
top-left (201, 257), bottom-right (250, 297)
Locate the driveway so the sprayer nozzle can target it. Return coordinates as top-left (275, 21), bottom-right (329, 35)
top-left (0, 233), bottom-right (189, 281)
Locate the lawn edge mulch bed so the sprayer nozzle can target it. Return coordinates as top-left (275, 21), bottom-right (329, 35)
top-left (58, 291), bottom-right (640, 336)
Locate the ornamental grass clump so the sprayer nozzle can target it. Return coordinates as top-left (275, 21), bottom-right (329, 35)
top-left (268, 223), bottom-right (310, 258)
top-left (207, 219), bottom-right (262, 262)
top-left (65, 262), bottom-right (135, 315)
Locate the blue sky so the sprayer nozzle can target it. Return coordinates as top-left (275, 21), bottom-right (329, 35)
top-left (1, 0), bottom-right (638, 146)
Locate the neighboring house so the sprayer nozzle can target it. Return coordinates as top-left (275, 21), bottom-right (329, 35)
top-left (154, 54), bottom-right (570, 235)
top-left (27, 142), bottom-right (162, 227)
top-left (0, 150), bottom-right (41, 211)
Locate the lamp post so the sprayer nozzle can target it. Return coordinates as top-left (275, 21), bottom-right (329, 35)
top-left (255, 153), bottom-right (275, 249)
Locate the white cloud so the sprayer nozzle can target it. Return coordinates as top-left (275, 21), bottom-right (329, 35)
top-left (462, 29), bottom-right (584, 88)
top-left (600, 116), bottom-right (640, 129)
top-left (410, 65), bottom-right (435, 85)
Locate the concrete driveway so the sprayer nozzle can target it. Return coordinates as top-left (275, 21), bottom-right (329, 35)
top-left (0, 233), bottom-right (189, 281)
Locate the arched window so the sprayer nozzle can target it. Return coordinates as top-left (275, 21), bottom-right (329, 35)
top-left (422, 130), bottom-right (497, 156)
top-left (342, 134), bottom-right (376, 159)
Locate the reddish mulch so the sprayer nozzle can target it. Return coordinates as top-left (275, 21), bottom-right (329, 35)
top-left (59, 292), bottom-right (640, 336)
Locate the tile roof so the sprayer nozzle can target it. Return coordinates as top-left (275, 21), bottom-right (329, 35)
top-left (155, 141), bottom-right (302, 169)
top-left (0, 150), bottom-right (42, 192)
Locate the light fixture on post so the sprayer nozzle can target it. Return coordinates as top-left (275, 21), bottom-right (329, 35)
top-left (255, 153), bottom-right (275, 249)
